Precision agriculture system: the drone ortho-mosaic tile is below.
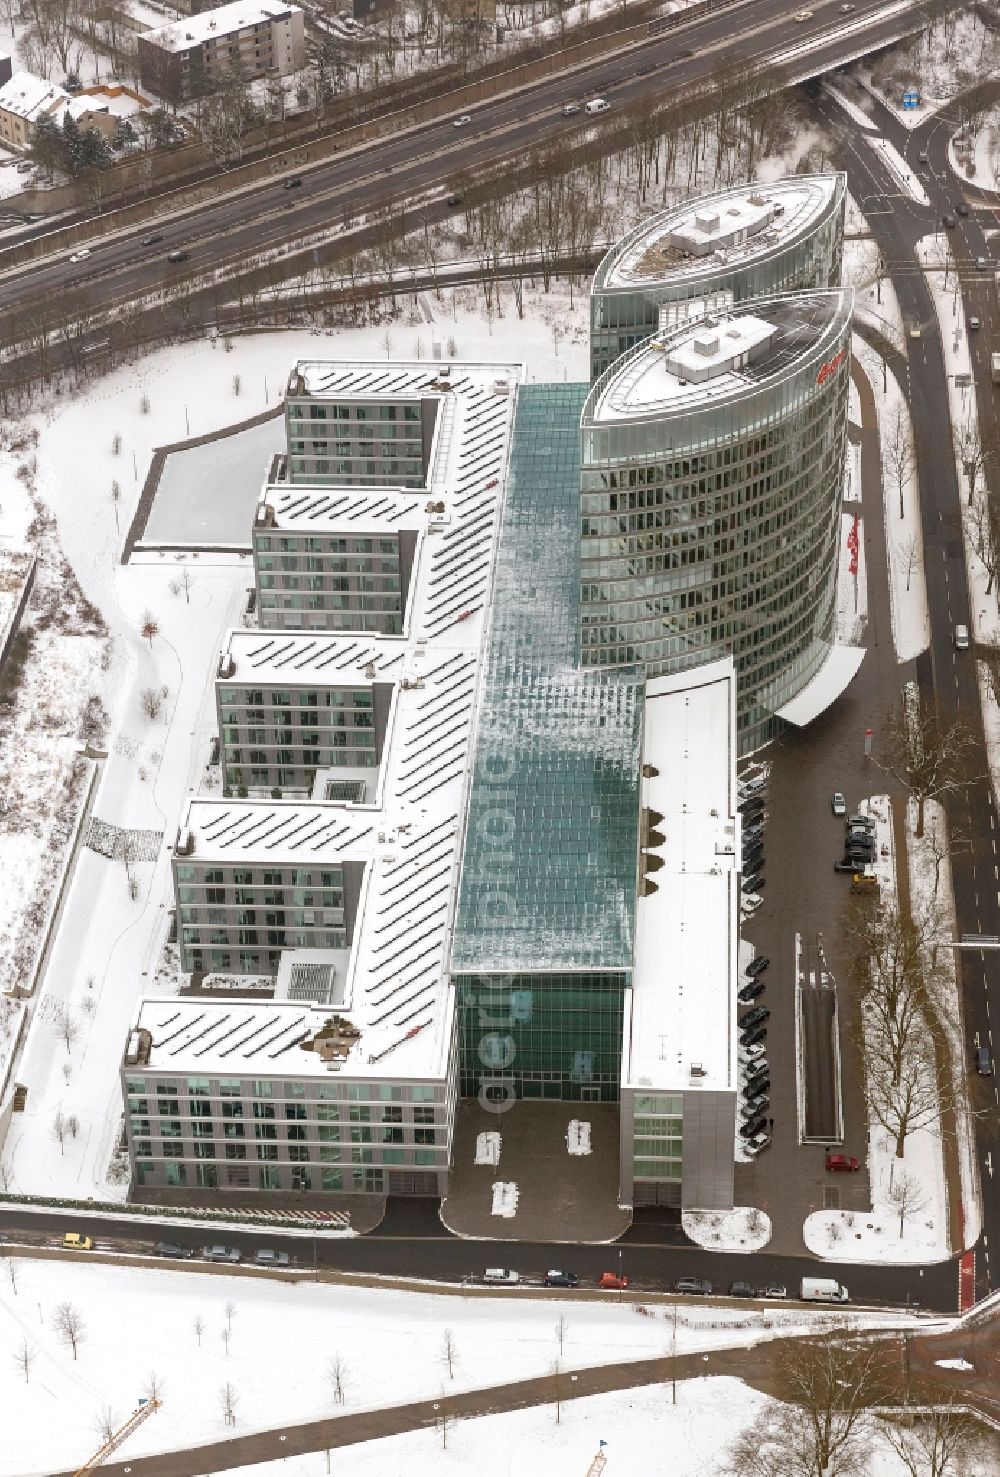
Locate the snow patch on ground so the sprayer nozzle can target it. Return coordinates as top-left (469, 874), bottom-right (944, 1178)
top-left (865, 137), bottom-right (930, 204)
top-left (566, 1120), bottom-right (591, 1156)
top-left (936, 1356), bottom-right (975, 1371)
top-left (681, 1206), bottom-right (771, 1253)
top-left (491, 1181), bottom-right (519, 1218)
top-left (475, 1132), bottom-right (501, 1166)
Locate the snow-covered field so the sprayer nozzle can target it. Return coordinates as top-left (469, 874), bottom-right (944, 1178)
top-left (0, 1257), bottom-right (912, 1477)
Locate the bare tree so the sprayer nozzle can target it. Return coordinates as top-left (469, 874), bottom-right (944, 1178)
top-left (141, 611), bottom-right (158, 647)
top-left (555, 1313), bottom-right (568, 1356)
top-left (954, 418), bottom-right (994, 505)
top-left (168, 567), bottom-right (194, 605)
top-left (220, 1380), bottom-right (238, 1427)
top-left (221, 1327), bottom-right (231, 1357)
top-left (888, 1169), bottom-right (929, 1237)
top-left (328, 1353), bottom-right (348, 1405)
top-left (53, 1004), bottom-right (79, 1055)
top-left (879, 1398), bottom-right (981, 1477)
top-left (13, 1336), bottom-right (35, 1383)
top-left (549, 1359), bottom-right (563, 1425)
top-left (193, 1315), bottom-right (206, 1347)
top-left (898, 532), bottom-right (920, 593)
top-left (964, 493), bottom-right (1000, 596)
top-left (5, 1257), bottom-right (19, 1295)
top-left (51, 1108), bottom-right (69, 1155)
top-left (110, 479), bottom-right (121, 534)
top-left (225, 1300), bottom-right (236, 1337)
top-left (439, 1327), bottom-right (458, 1380)
top-left (144, 1369), bottom-right (165, 1402)
top-left (884, 403), bottom-right (915, 521)
top-left (140, 687), bottom-right (163, 721)
top-left (879, 683), bottom-right (980, 837)
top-left (727, 1337), bottom-right (884, 1477)
top-left (54, 1301), bottom-right (86, 1360)
top-left (94, 1404), bottom-right (118, 1444)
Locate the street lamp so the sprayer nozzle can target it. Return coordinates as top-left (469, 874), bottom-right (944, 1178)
top-left (618, 1246), bottom-right (623, 1304)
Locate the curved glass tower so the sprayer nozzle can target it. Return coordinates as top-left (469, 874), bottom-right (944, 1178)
top-left (579, 289), bottom-right (854, 753)
top-left (590, 174), bottom-right (846, 381)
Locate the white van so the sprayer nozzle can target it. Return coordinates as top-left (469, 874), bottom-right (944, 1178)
top-left (954, 623), bottom-right (970, 650)
top-left (585, 98), bottom-right (610, 115)
top-left (800, 1277), bottom-right (849, 1303)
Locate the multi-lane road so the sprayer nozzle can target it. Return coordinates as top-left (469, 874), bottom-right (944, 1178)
top-left (0, 0), bottom-right (922, 318)
top-left (811, 81), bottom-right (1000, 1299)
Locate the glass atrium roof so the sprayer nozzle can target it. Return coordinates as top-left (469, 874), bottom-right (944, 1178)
top-left (451, 384), bottom-right (643, 974)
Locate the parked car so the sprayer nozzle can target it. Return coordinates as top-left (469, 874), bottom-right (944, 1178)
top-left (202, 1245), bottom-right (241, 1263)
top-left (746, 956), bottom-right (769, 978)
top-left (140, 232), bottom-right (163, 246)
top-left (764, 1283), bottom-right (787, 1299)
top-left (741, 1025), bottom-right (767, 1048)
top-left (255, 1248), bottom-right (290, 1266)
top-left (746, 1134), bottom-right (771, 1156)
top-left (674, 1277), bottom-right (712, 1295)
top-left (483, 1268), bottom-right (520, 1283)
top-left (729, 1281), bottom-right (754, 1298)
top-left (63, 1232), bottom-right (93, 1250)
top-left (847, 814), bottom-right (875, 832)
top-left (544, 1269), bottom-right (579, 1287)
top-left (154, 1241), bottom-right (191, 1258)
top-left (740, 1113), bottom-right (767, 1139)
top-left (741, 1042), bottom-right (767, 1063)
top-left (826, 1153), bottom-right (860, 1172)
top-left (746, 1076), bottom-right (770, 1098)
top-left (739, 1005), bottom-right (770, 1030)
top-left (742, 1097), bottom-right (768, 1121)
top-left (738, 980), bottom-right (766, 1004)
top-left (745, 1060), bottom-right (769, 1083)
top-left (599, 1271), bottom-right (629, 1289)
top-left (835, 858), bottom-right (862, 872)
top-left (831, 792), bottom-right (847, 816)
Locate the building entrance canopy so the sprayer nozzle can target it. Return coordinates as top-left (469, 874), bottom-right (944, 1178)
top-left (775, 643), bottom-right (865, 727)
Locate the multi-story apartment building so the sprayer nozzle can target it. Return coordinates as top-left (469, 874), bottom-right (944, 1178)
top-left (589, 174), bottom-right (846, 380)
top-left (579, 289), bottom-right (857, 753)
top-left (252, 483), bottom-right (421, 635)
top-left (283, 363), bottom-right (443, 487)
top-left (216, 629), bottom-right (399, 795)
top-left (124, 360), bottom-right (521, 1200)
top-left (137, 1), bottom-right (305, 101)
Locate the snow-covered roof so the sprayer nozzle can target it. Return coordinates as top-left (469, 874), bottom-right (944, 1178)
top-left (288, 361), bottom-right (489, 400)
top-left (218, 629), bottom-right (407, 688)
top-left (154, 359), bottom-right (522, 1082)
top-left (142, 0), bottom-right (301, 51)
top-left (585, 291), bottom-right (852, 422)
top-left (0, 70), bottom-right (67, 122)
top-left (623, 660), bottom-right (739, 1095)
top-left (257, 485), bottom-right (428, 533)
top-left (594, 175), bottom-right (845, 293)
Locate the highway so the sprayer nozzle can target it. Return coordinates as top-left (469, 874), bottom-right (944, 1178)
top-left (811, 81), bottom-right (1000, 1301)
top-left (0, 0), bottom-right (922, 318)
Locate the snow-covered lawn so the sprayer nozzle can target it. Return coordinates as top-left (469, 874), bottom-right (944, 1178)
top-left (857, 9), bottom-right (1000, 130)
top-left (491, 1182), bottom-right (519, 1218)
top-left (850, 336), bottom-right (930, 663)
top-left (0, 1257), bottom-right (916, 1477)
top-left (475, 1131), bottom-right (501, 1166)
top-left (566, 1120), bottom-right (591, 1156)
top-left (681, 1207), bottom-right (771, 1254)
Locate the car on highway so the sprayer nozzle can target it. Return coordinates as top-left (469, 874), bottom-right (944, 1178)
top-left (918, 150), bottom-right (928, 164)
top-left (745, 956), bottom-right (769, 978)
top-left (544, 1269), bottom-right (579, 1287)
top-left (599, 1271), bottom-right (629, 1289)
top-left (446, 192), bottom-right (464, 206)
top-left (794, 8), bottom-right (813, 19)
top-left (452, 114), bottom-right (472, 128)
top-left (976, 256), bottom-right (991, 270)
top-left (674, 1277), bottom-right (712, 1295)
top-left (255, 1248), bottom-right (290, 1266)
top-left (283, 176), bottom-right (303, 189)
top-left (826, 1153), bottom-right (860, 1172)
top-left (141, 233), bottom-right (163, 246)
top-left (729, 1281), bottom-right (754, 1298)
top-left (942, 213), bottom-right (957, 229)
top-left (968, 317), bottom-right (981, 332)
top-left (69, 248), bottom-right (91, 262)
top-left (764, 1283), bottom-right (787, 1299)
top-left (976, 1044), bottom-right (992, 1075)
top-left (585, 98), bottom-right (610, 114)
top-left (561, 102), bottom-right (581, 115)
top-left (202, 1244), bottom-right (241, 1263)
top-left (483, 1268), bottom-right (520, 1283)
top-left (63, 1232), bottom-right (93, 1250)
top-left (738, 980), bottom-right (765, 1004)
top-left (956, 201), bottom-right (969, 217)
top-left (168, 249), bottom-right (191, 263)
top-left (954, 623), bottom-right (970, 649)
top-left (154, 1240), bottom-right (191, 1258)
top-left (831, 792), bottom-right (847, 816)
top-left (839, 2), bottom-right (854, 9)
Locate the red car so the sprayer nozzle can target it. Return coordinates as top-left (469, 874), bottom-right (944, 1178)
top-left (826, 1153), bottom-right (861, 1172)
top-left (599, 1271), bottom-right (630, 1289)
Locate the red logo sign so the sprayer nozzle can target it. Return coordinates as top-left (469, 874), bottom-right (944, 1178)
top-left (816, 348), bottom-right (847, 386)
